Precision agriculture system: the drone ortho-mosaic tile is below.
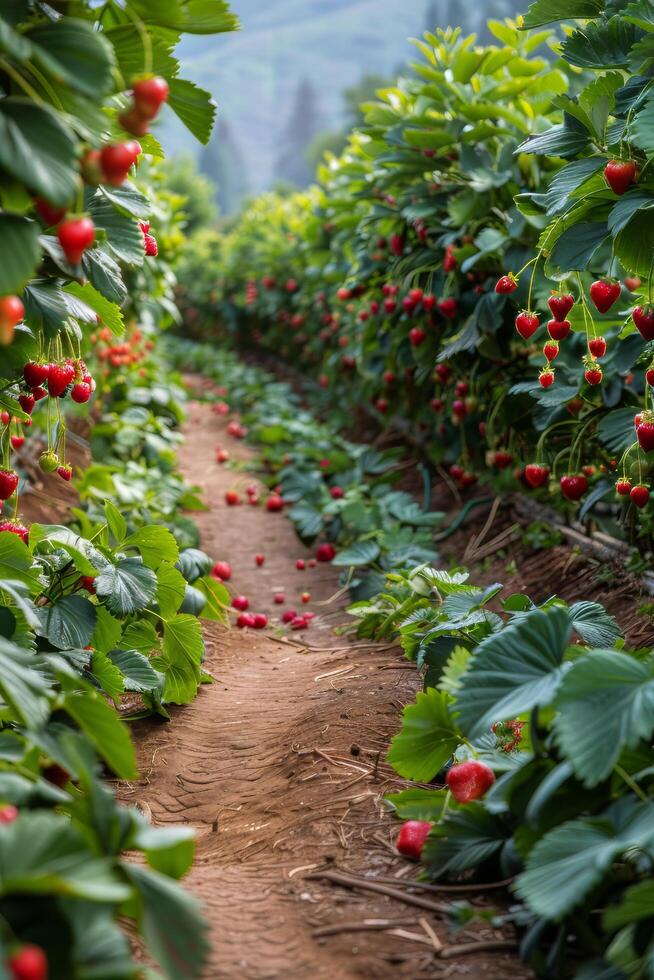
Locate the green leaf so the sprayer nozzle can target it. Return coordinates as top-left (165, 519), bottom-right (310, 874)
top-left (422, 804), bottom-right (510, 876)
top-left (95, 557), bottom-right (158, 616)
top-left (125, 864), bottom-right (210, 980)
top-left (517, 114), bottom-right (590, 158)
top-left (90, 650), bottom-right (125, 701)
top-left (168, 78), bottom-right (216, 145)
top-left (88, 194), bottom-right (144, 266)
top-left (521, 0), bottom-right (603, 29)
top-left (99, 182), bottom-right (151, 220)
top-left (603, 879), bottom-right (654, 929)
top-left (554, 651), bottom-right (654, 786)
top-left (0, 811), bottom-right (131, 902)
top-left (193, 575), bottom-right (230, 622)
top-left (26, 17), bottom-right (114, 98)
top-left (0, 638), bottom-right (50, 728)
top-left (64, 691), bottom-right (137, 780)
top-left (156, 565), bottom-right (187, 619)
top-left (134, 822), bottom-right (196, 879)
top-left (384, 788), bottom-right (446, 821)
top-left (0, 531), bottom-right (38, 588)
top-left (0, 213), bottom-right (41, 294)
top-left (108, 648), bottom-right (163, 695)
top-left (90, 607), bottom-right (123, 654)
top-left (0, 99), bottom-right (77, 205)
top-left (561, 19), bottom-right (640, 69)
top-left (64, 282), bottom-right (124, 337)
top-left (568, 601), bottom-right (622, 647)
top-left (543, 158), bottom-right (607, 215)
top-left (152, 614), bottom-right (203, 704)
top-left (175, 548), bottom-right (213, 583)
top-left (607, 191), bottom-right (654, 236)
top-left (515, 799), bottom-right (654, 920)
top-left (125, 526), bottom-right (180, 569)
top-left (38, 595), bottom-right (97, 650)
top-left (82, 247), bottom-right (127, 306)
top-left (387, 689), bottom-right (460, 781)
top-left (454, 606), bottom-right (572, 739)
top-left (104, 500), bottom-right (127, 544)
top-left (332, 540), bottom-right (380, 567)
top-left (615, 209), bottom-right (654, 276)
top-left (129, 0), bottom-right (240, 33)
top-left (546, 222), bottom-right (609, 276)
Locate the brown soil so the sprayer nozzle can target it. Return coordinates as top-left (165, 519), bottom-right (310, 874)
top-left (116, 389), bottom-right (530, 980)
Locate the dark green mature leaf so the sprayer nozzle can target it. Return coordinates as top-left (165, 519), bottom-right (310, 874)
top-left (615, 210), bottom-right (654, 275)
top-left (64, 692), bottom-right (137, 779)
top-left (554, 651), bottom-right (654, 786)
top-left (543, 158), bottom-right (606, 215)
top-left (603, 879), bottom-right (654, 929)
top-left (175, 548), bottom-right (213, 583)
top-left (95, 557), bottom-right (158, 616)
top-left (521, 0), bottom-right (603, 28)
top-left (517, 114), bottom-right (591, 158)
top-left (38, 595), bottom-right (97, 650)
top-left (82, 247), bottom-right (127, 306)
top-left (455, 606), bottom-right (572, 739)
top-left (108, 649), bottom-right (163, 694)
top-left (88, 194), bottom-right (144, 266)
top-left (0, 811), bottom-right (131, 902)
top-left (387, 689), bottom-right (460, 780)
top-left (597, 408), bottom-right (637, 453)
top-left (422, 804), bottom-right (511, 875)
top-left (0, 638), bottom-right (50, 728)
top-left (561, 19), bottom-right (641, 69)
top-left (332, 540), bottom-right (380, 566)
top-left (26, 18), bottom-right (114, 98)
top-left (607, 190), bottom-right (654, 236)
top-left (0, 213), bottom-right (41, 294)
top-left (568, 601), bottom-right (622, 647)
top-left (130, 0), bottom-right (240, 33)
top-left (0, 531), bottom-right (38, 588)
top-left (546, 222), bottom-right (609, 276)
top-left (515, 799), bottom-right (654, 919)
top-left (126, 864), bottom-right (210, 980)
top-left (0, 99), bottom-right (77, 205)
top-left (168, 78), bottom-right (216, 144)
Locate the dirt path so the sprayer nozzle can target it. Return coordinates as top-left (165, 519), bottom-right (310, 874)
top-left (118, 389), bottom-right (529, 980)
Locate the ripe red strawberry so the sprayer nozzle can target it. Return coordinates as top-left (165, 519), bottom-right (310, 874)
top-left (232, 596), bottom-right (250, 612)
top-left (80, 575), bottom-right (96, 593)
top-left (543, 341), bottom-right (559, 362)
top-left (375, 397), bottom-right (389, 414)
top-left (539, 369), bottom-right (555, 388)
top-left (80, 148), bottom-right (103, 185)
top-left (438, 298), bottom-right (458, 319)
top-left (132, 76), bottom-right (170, 119)
top-left (0, 295), bottom-right (25, 344)
top-left (449, 464), bottom-right (464, 480)
top-left (71, 382), bottom-right (92, 403)
top-left (281, 609), bottom-right (298, 624)
top-left (0, 804), bottom-right (18, 824)
top-left (422, 294), bottom-right (436, 311)
top-left (390, 234), bottom-right (404, 256)
top-left (216, 449), bottom-right (229, 463)
top-left (18, 393), bottom-right (35, 415)
top-left (0, 411), bottom-right (8, 425)
top-left (47, 362), bottom-right (75, 397)
top-left (452, 399), bottom-right (467, 419)
top-left (588, 337), bottom-right (607, 358)
top-left (495, 274), bottom-right (518, 294)
top-left (637, 420), bottom-right (654, 452)
top-left (383, 299), bottom-right (397, 314)
top-left (330, 486), bottom-right (344, 499)
top-left (253, 613), bottom-right (268, 629)
top-left (143, 232), bottom-right (158, 256)
top-left (633, 306), bottom-right (654, 341)
top-left (616, 478), bottom-right (632, 496)
top-left (585, 366), bottom-right (603, 386)
top-left (255, 554), bottom-right (265, 566)
top-left (625, 276), bottom-right (641, 292)
top-left (225, 490), bottom-right (240, 506)
top-left (0, 470), bottom-right (19, 500)
top-left (301, 592), bottom-right (311, 604)
top-left (57, 464), bottom-right (72, 482)
top-left (119, 108), bottom-right (149, 135)
top-left (100, 142), bottom-right (140, 185)
top-left (395, 820), bottom-right (432, 860)
top-left (236, 613), bottom-right (256, 629)
top-left (7, 943), bottom-right (48, 980)
top-left (646, 367), bottom-right (654, 387)
top-left (32, 386), bottom-right (47, 402)
top-left (409, 327), bottom-right (426, 347)
top-left (23, 362), bottom-right (48, 388)
top-left (266, 494), bottom-right (284, 512)
top-left (589, 278), bottom-right (621, 313)
top-left (490, 450), bottom-right (512, 469)
top-left (443, 244), bottom-right (457, 271)
top-left (296, 559), bottom-right (305, 570)
top-left (431, 397), bottom-right (444, 412)
top-left (547, 319), bottom-right (571, 341)
top-left (58, 215), bottom-right (95, 264)
top-left (10, 435), bottom-right (25, 450)
top-left (0, 520), bottom-right (28, 543)
top-left (515, 311), bottom-right (539, 339)
top-left (604, 159), bottom-right (636, 196)
top-left (547, 293), bottom-right (574, 321)
top-left (446, 760), bottom-right (495, 803)
top-left (211, 560), bottom-right (232, 581)
top-left (631, 484), bottom-right (650, 508)
top-left (525, 463), bottom-right (549, 488)
top-left (274, 594), bottom-right (285, 605)
top-left (316, 543), bottom-right (336, 562)
top-left (35, 197), bottom-right (66, 226)
top-left (560, 474), bottom-right (588, 501)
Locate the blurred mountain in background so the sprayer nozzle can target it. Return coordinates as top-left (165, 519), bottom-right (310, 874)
top-left (158, 0), bottom-right (519, 213)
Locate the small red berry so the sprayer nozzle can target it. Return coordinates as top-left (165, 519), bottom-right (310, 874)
top-left (57, 215), bottom-right (95, 264)
top-left (589, 278), bottom-right (621, 314)
top-left (560, 474), bottom-right (588, 501)
top-left (446, 760), bottom-right (495, 804)
top-left (232, 596), bottom-right (250, 612)
top-left (633, 306), bottom-right (654, 341)
top-left (636, 420), bottom-right (654, 452)
top-left (236, 613), bottom-right (256, 629)
top-left (630, 484), bottom-right (650, 508)
top-left (266, 494), bottom-right (284, 512)
top-left (301, 592), bottom-right (311, 604)
top-left (0, 804), bottom-right (18, 824)
top-left (495, 274), bottom-right (517, 295)
top-left (100, 142), bottom-right (140, 186)
top-left (539, 369), bottom-right (555, 388)
top-left (296, 559), bottom-right (305, 570)
top-left (7, 943), bottom-right (48, 980)
top-left (524, 463), bottom-right (549, 488)
top-left (515, 311), bottom-right (539, 340)
top-left (255, 554), bottom-right (265, 566)
top-left (71, 382), bottom-right (92, 403)
top-left (253, 613), bottom-right (268, 629)
top-left (588, 337), bottom-right (607, 358)
top-left (274, 594), bottom-right (285, 604)
top-left (603, 159), bottom-right (636, 196)
top-left (395, 820), bottom-right (432, 860)
top-left (10, 435), bottom-right (24, 450)
top-left (18, 393), bottom-right (35, 415)
top-left (543, 342), bottom-right (559, 362)
top-left (616, 478), bottom-right (632, 496)
top-left (23, 362), bottom-right (49, 387)
top-left (225, 490), bottom-right (240, 506)
top-left (409, 327), bottom-right (426, 347)
top-left (585, 366), bottom-right (603, 386)
top-left (547, 319), bottom-right (571, 341)
top-left (132, 76), bottom-right (170, 119)
top-left (316, 543), bottom-right (336, 562)
top-left (57, 465), bottom-right (73, 482)
top-left (211, 561), bottom-right (232, 581)
top-left (547, 293), bottom-right (575, 321)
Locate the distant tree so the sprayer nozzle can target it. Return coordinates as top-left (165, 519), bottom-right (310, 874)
top-left (199, 118), bottom-right (250, 216)
top-left (274, 78), bottom-right (324, 187)
top-left (160, 156), bottom-right (217, 233)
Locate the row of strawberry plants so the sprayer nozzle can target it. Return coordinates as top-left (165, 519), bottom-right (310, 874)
top-left (351, 562), bottom-right (653, 979)
top-left (176, 8), bottom-right (654, 541)
top-left (0, 2), bottom-right (238, 975)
